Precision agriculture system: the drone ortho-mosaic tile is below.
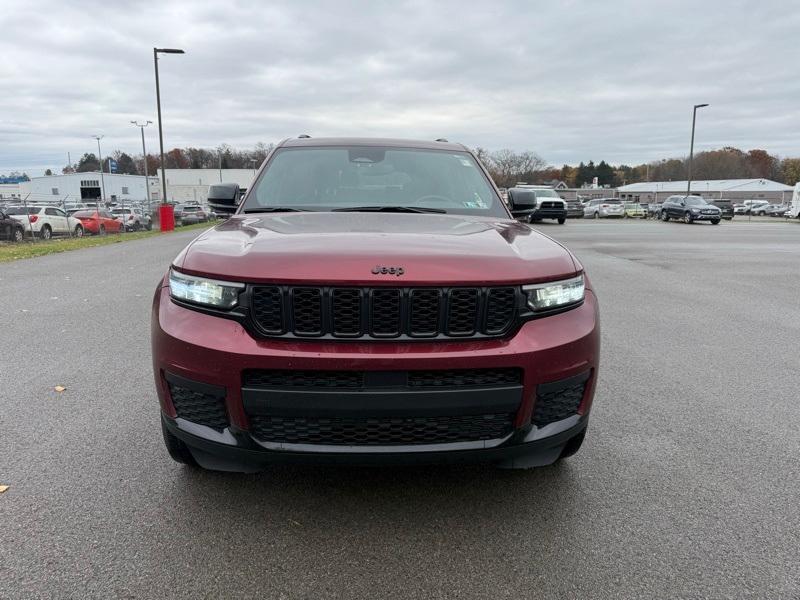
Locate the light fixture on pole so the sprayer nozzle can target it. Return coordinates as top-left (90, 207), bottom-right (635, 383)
top-left (686, 103), bottom-right (709, 197)
top-left (92, 135), bottom-right (107, 207)
top-left (131, 120), bottom-right (153, 211)
top-left (153, 47), bottom-right (184, 205)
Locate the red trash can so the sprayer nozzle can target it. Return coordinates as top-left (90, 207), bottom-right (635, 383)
top-left (159, 203), bottom-right (175, 232)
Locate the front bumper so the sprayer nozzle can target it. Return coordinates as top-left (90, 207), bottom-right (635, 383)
top-left (152, 285), bottom-right (599, 470)
top-left (531, 208), bottom-right (567, 220)
top-left (691, 213), bottom-right (721, 220)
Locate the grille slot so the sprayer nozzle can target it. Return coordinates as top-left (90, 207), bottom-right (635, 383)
top-left (447, 288), bottom-right (479, 335)
top-left (243, 370), bottom-right (364, 388)
top-left (370, 289), bottom-right (401, 336)
top-left (249, 286), bottom-right (519, 340)
top-left (291, 287), bottom-right (322, 335)
top-left (408, 368), bottom-right (522, 388)
top-left (169, 384), bottom-right (228, 430)
top-left (249, 413), bottom-right (514, 445)
top-left (484, 287), bottom-right (516, 334)
top-left (251, 286), bottom-right (284, 334)
top-left (409, 289), bottom-right (441, 336)
top-left (332, 288), bottom-right (362, 336)
top-left (533, 381), bottom-right (585, 427)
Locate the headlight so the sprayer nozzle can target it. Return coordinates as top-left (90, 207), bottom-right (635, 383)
top-left (523, 274), bottom-right (585, 311)
top-left (691, 208), bottom-right (701, 213)
top-left (169, 268), bottom-right (244, 309)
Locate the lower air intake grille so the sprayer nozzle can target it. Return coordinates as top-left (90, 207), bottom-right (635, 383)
top-left (408, 368), bottom-right (522, 388)
top-left (249, 413), bottom-right (515, 446)
top-left (169, 384), bottom-right (228, 431)
top-left (532, 380), bottom-right (585, 427)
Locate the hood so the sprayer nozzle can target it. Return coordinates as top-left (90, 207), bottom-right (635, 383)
top-left (175, 212), bottom-right (578, 285)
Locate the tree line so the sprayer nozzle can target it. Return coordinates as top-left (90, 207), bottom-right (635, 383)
top-left (48, 144), bottom-right (800, 188)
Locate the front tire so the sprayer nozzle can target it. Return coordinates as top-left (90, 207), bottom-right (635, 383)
top-left (711, 219), bottom-right (720, 225)
top-left (557, 217), bottom-right (566, 224)
top-left (684, 212), bottom-right (693, 224)
top-left (661, 210), bottom-right (669, 221)
top-left (13, 227), bottom-right (24, 242)
top-left (593, 211), bottom-right (599, 219)
top-left (40, 225), bottom-right (52, 240)
top-left (162, 422), bottom-right (198, 466)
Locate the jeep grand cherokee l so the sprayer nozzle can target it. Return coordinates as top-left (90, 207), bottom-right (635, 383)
top-left (152, 137), bottom-right (600, 472)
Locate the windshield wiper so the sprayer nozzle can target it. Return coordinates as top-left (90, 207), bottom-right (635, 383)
top-left (241, 207), bottom-right (312, 213)
top-left (331, 205), bottom-right (446, 214)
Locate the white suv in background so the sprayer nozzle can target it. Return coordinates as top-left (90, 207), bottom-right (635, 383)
top-left (5, 205), bottom-right (85, 239)
top-left (111, 207), bottom-right (153, 231)
top-left (583, 198), bottom-right (625, 218)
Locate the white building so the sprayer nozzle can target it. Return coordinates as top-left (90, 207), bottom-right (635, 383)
top-left (161, 169), bottom-right (256, 204)
top-left (0, 183), bottom-right (21, 201)
top-left (19, 172), bottom-right (150, 205)
top-left (617, 179), bottom-right (794, 204)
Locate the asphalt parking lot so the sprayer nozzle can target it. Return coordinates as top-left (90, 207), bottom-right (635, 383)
top-left (2, 219), bottom-right (799, 598)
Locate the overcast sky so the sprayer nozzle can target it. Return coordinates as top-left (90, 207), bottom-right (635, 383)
top-left (1, 0), bottom-right (798, 175)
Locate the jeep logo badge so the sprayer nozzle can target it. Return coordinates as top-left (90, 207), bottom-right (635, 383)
top-left (372, 265), bottom-right (405, 276)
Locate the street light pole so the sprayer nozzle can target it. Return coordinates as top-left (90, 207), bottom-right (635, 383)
top-left (686, 103), bottom-right (709, 197)
top-left (93, 135), bottom-right (106, 206)
top-left (153, 47), bottom-right (184, 205)
top-left (131, 120), bottom-right (153, 212)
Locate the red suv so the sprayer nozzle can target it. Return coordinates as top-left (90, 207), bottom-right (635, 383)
top-left (151, 138), bottom-right (600, 471)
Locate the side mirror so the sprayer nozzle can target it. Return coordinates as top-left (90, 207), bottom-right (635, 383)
top-left (207, 183), bottom-right (241, 216)
top-left (507, 189), bottom-right (538, 219)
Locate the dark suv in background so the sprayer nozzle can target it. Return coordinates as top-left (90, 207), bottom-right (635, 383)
top-left (708, 198), bottom-right (734, 220)
top-left (0, 207), bottom-right (25, 242)
top-left (660, 195), bottom-right (721, 224)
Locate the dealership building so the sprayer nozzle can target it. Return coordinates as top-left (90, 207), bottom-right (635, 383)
top-left (18, 172), bottom-right (152, 205)
top-left (617, 179), bottom-right (794, 204)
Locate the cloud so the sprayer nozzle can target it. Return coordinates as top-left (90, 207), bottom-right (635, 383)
top-left (1, 0), bottom-right (798, 175)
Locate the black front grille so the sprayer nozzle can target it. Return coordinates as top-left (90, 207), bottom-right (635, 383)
top-left (540, 201), bottom-right (562, 209)
top-left (243, 368), bottom-right (522, 389)
top-left (249, 285), bottom-right (519, 340)
top-left (532, 380), bottom-right (585, 427)
top-left (169, 384), bottom-right (228, 430)
top-left (249, 413), bottom-right (514, 445)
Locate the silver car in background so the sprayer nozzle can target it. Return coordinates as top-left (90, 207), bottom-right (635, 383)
top-left (584, 198), bottom-right (625, 218)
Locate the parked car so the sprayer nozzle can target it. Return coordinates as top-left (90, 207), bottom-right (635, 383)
top-left (71, 209), bottom-right (123, 235)
top-left (584, 198), bottom-right (625, 218)
top-left (623, 203), bottom-right (646, 218)
top-left (743, 200), bottom-right (769, 214)
top-left (507, 186), bottom-right (567, 224)
top-left (660, 195), bottom-right (721, 224)
top-left (708, 199), bottom-right (734, 220)
top-left (645, 203), bottom-right (662, 219)
top-left (153, 136), bottom-right (599, 472)
top-left (0, 207), bottom-right (26, 242)
top-left (112, 207), bottom-right (153, 231)
top-left (174, 204), bottom-right (208, 226)
top-left (565, 199), bottom-right (584, 218)
top-left (5, 205), bottom-right (85, 239)
top-left (755, 204), bottom-right (787, 217)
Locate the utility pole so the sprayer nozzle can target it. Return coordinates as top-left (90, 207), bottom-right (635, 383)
top-left (93, 135), bottom-right (106, 207)
top-left (154, 47), bottom-right (184, 205)
top-left (131, 120), bottom-right (153, 213)
top-left (686, 103), bottom-right (709, 198)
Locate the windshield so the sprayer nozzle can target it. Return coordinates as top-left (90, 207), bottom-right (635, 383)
top-left (530, 189), bottom-right (560, 198)
top-left (684, 197), bottom-right (707, 206)
top-left (243, 146), bottom-right (507, 217)
top-left (4, 207), bottom-right (37, 215)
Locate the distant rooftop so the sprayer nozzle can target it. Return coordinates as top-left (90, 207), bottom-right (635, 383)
top-left (618, 179), bottom-right (793, 193)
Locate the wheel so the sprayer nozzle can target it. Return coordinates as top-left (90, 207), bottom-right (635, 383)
top-left (133, 221), bottom-right (141, 232)
top-left (557, 217), bottom-right (566, 224)
top-left (74, 225), bottom-right (84, 238)
top-left (146, 222), bottom-right (153, 231)
top-left (558, 429), bottom-right (586, 460)
top-left (99, 224), bottom-right (106, 236)
top-left (161, 421), bottom-right (198, 466)
top-left (40, 225), bottom-right (52, 240)
top-left (661, 210), bottom-right (669, 221)
top-left (684, 212), bottom-right (693, 224)
top-left (711, 219), bottom-right (720, 225)
top-left (623, 213), bottom-right (629, 219)
top-left (593, 211), bottom-right (599, 219)
top-left (13, 227), bottom-right (24, 242)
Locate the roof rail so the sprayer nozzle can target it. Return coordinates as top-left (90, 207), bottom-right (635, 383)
top-left (434, 138), bottom-right (448, 142)
top-left (297, 134), bottom-right (311, 139)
